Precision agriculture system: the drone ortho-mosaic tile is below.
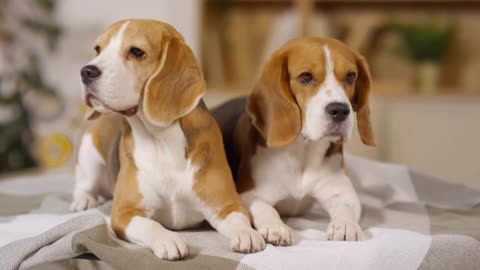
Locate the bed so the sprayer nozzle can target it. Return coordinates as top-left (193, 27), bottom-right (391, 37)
top-left (0, 155), bottom-right (479, 270)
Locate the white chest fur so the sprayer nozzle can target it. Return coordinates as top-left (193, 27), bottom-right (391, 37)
top-left (249, 137), bottom-right (341, 211)
top-left (127, 117), bottom-right (204, 230)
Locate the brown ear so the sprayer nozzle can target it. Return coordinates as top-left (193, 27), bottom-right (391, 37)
top-left (143, 36), bottom-right (205, 126)
top-left (352, 54), bottom-right (376, 146)
top-left (247, 52), bottom-right (301, 148)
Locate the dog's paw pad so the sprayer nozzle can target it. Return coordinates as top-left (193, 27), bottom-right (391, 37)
top-left (257, 223), bottom-right (293, 246)
top-left (327, 219), bottom-right (363, 241)
top-left (152, 232), bottom-right (189, 260)
top-left (70, 190), bottom-right (100, 212)
top-left (230, 228), bottom-right (266, 253)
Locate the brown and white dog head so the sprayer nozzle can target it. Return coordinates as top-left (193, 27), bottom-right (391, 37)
top-left (80, 19), bottom-right (205, 126)
top-left (247, 37), bottom-right (375, 148)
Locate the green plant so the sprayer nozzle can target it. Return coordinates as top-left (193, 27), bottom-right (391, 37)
top-left (0, 0), bottom-right (62, 172)
top-left (392, 20), bottom-right (455, 62)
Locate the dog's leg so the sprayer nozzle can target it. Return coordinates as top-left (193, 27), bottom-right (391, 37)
top-left (71, 133), bottom-right (106, 211)
top-left (111, 210), bottom-right (189, 261)
top-left (313, 173), bottom-right (363, 241)
top-left (241, 193), bottom-right (293, 246)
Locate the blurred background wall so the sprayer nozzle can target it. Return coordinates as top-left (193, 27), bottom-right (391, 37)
top-left (0, 0), bottom-right (479, 188)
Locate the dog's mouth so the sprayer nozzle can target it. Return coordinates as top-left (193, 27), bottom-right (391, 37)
top-left (302, 124), bottom-right (346, 144)
top-left (326, 124), bottom-right (346, 142)
top-left (85, 94), bottom-right (138, 117)
top-left (328, 131), bottom-right (344, 143)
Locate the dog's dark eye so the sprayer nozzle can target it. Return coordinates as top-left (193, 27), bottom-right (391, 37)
top-left (94, 45), bottom-right (101, 55)
top-left (298, 72), bottom-right (314, 85)
top-left (345, 72), bottom-right (356, 85)
top-left (129, 47), bottom-right (145, 59)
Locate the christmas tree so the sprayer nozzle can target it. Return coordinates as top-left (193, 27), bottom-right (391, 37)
top-left (0, 0), bottom-right (62, 173)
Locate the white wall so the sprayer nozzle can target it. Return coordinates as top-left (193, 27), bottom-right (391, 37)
top-left (45, 0), bottom-right (201, 100)
top-left (345, 97), bottom-right (480, 188)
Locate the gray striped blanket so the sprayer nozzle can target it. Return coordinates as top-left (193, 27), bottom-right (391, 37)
top-left (0, 155), bottom-right (479, 270)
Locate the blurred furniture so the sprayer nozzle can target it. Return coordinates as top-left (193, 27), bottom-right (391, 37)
top-left (202, 0), bottom-right (480, 97)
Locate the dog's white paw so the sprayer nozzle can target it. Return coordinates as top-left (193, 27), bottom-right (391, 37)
top-left (327, 219), bottom-right (363, 241)
top-left (230, 228), bottom-right (266, 253)
top-left (257, 222), bottom-right (293, 246)
top-left (70, 190), bottom-right (101, 212)
top-left (151, 231), bottom-right (189, 260)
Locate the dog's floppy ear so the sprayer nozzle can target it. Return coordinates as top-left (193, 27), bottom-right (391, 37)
top-left (247, 52), bottom-right (301, 148)
top-left (142, 35), bottom-right (205, 126)
top-left (352, 53), bottom-right (375, 146)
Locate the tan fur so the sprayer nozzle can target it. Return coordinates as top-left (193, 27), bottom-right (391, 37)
top-left (180, 105), bottom-right (248, 220)
top-left (87, 115), bottom-right (122, 162)
top-left (246, 51), bottom-right (301, 148)
top-left (110, 122), bottom-right (145, 240)
top-left (142, 26), bottom-right (205, 127)
top-left (351, 55), bottom-right (375, 146)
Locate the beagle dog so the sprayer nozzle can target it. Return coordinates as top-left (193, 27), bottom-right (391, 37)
top-left (228, 37), bottom-right (375, 246)
top-left (70, 19), bottom-right (265, 260)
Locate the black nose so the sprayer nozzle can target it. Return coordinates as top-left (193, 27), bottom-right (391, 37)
top-left (81, 65), bottom-right (101, 85)
top-left (325, 102), bottom-right (350, 123)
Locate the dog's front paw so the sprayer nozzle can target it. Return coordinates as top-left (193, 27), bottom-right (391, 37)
top-left (70, 190), bottom-right (102, 211)
top-left (152, 231), bottom-right (189, 260)
top-left (230, 228), bottom-right (266, 253)
top-left (257, 222), bottom-right (293, 246)
top-left (327, 219), bottom-right (363, 241)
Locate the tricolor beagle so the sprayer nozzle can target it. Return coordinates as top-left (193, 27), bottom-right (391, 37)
top-left (226, 37), bottom-right (375, 246)
top-left (70, 19), bottom-right (265, 260)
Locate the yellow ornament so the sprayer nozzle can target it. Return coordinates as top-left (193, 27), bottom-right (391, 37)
top-left (38, 133), bottom-right (73, 168)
